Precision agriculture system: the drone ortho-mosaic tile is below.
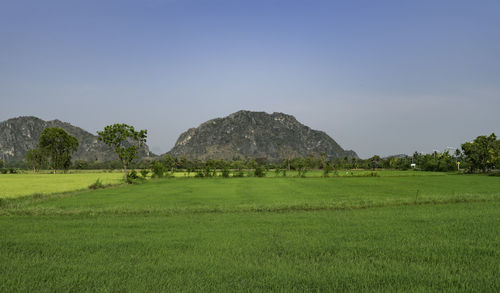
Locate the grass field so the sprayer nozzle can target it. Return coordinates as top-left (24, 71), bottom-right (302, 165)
top-left (1, 173), bottom-right (499, 291)
top-left (0, 169), bottom-right (442, 199)
top-left (0, 172), bottom-right (124, 198)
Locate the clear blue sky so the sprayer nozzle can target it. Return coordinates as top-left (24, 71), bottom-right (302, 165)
top-left (1, 0), bottom-right (499, 158)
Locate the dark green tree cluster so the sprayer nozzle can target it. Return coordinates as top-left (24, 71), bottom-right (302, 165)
top-left (461, 133), bottom-right (499, 173)
top-left (411, 151), bottom-right (457, 172)
top-left (25, 127), bottom-right (78, 173)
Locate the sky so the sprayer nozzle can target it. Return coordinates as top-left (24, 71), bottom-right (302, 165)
top-left (1, 0), bottom-right (499, 158)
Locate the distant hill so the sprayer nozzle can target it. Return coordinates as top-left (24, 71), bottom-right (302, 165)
top-left (0, 116), bottom-right (154, 163)
top-left (169, 110), bottom-right (357, 161)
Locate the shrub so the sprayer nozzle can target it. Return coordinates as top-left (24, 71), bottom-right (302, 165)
top-left (126, 170), bottom-right (144, 184)
top-left (233, 171), bottom-right (245, 177)
top-left (150, 161), bottom-right (165, 178)
top-left (195, 169), bottom-right (205, 178)
top-left (89, 178), bottom-right (105, 189)
top-left (204, 166), bottom-right (212, 177)
top-left (140, 169), bottom-right (149, 178)
top-left (254, 166), bottom-right (266, 177)
top-left (221, 166), bottom-right (230, 178)
top-left (323, 164), bottom-right (332, 178)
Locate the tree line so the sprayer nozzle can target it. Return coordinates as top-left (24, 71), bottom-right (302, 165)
top-left (1, 125), bottom-right (498, 177)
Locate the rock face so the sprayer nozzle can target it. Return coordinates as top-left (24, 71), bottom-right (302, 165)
top-left (0, 116), bottom-right (153, 163)
top-left (169, 110), bottom-right (357, 161)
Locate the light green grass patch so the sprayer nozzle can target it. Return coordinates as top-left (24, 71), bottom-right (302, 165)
top-left (0, 173), bottom-right (124, 198)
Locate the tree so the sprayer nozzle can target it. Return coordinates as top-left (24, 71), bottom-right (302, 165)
top-left (161, 154), bottom-right (176, 173)
top-left (97, 124), bottom-right (147, 180)
top-left (369, 155), bottom-right (381, 170)
top-left (0, 159), bottom-right (3, 169)
top-left (461, 133), bottom-right (499, 172)
top-left (38, 128), bottom-right (78, 173)
top-left (25, 148), bottom-right (47, 172)
top-left (280, 146), bottom-right (294, 171)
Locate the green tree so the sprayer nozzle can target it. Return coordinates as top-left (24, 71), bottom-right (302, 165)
top-left (369, 155), bottom-right (381, 170)
top-left (97, 124), bottom-right (147, 180)
top-left (0, 159), bottom-right (3, 169)
top-left (25, 148), bottom-right (47, 172)
top-left (161, 154), bottom-right (176, 173)
top-left (323, 161), bottom-right (333, 177)
top-left (38, 128), bottom-right (78, 173)
top-left (150, 160), bottom-right (165, 178)
top-left (462, 133), bottom-right (499, 172)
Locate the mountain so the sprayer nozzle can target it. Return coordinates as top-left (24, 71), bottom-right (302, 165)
top-left (0, 116), bottom-right (153, 163)
top-left (168, 110), bottom-right (357, 161)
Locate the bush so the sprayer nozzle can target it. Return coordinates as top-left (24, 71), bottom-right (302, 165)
top-left (89, 178), bottom-right (105, 189)
top-left (254, 166), bottom-right (266, 177)
top-left (204, 166), bottom-right (212, 177)
top-left (221, 166), bottom-right (230, 178)
top-left (140, 169), bottom-right (149, 178)
top-left (126, 170), bottom-right (144, 184)
top-left (0, 169), bottom-right (7, 174)
top-left (233, 171), bottom-right (245, 177)
top-left (150, 161), bottom-right (165, 178)
top-left (128, 170), bottom-right (139, 179)
top-left (195, 169), bottom-right (205, 178)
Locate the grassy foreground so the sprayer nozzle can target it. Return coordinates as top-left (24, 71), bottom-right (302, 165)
top-left (1, 174), bottom-right (499, 291)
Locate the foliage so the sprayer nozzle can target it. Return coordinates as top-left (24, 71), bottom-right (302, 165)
top-left (97, 124), bottom-right (147, 181)
top-left (203, 165), bottom-right (212, 177)
top-left (37, 128), bottom-right (78, 173)
top-left (323, 162), bottom-right (332, 177)
top-left (254, 165), bottom-right (266, 177)
top-left (161, 154), bottom-right (176, 172)
top-left (221, 165), bottom-right (230, 178)
top-left (25, 149), bottom-right (47, 172)
top-left (150, 161), bottom-right (165, 178)
top-left (125, 170), bottom-right (142, 184)
top-left (140, 169), bottom-right (149, 178)
top-left (88, 178), bottom-right (105, 189)
top-left (461, 133), bottom-right (499, 172)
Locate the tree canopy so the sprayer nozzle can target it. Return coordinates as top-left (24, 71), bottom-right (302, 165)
top-left (38, 127), bottom-right (79, 173)
top-left (97, 124), bottom-right (147, 180)
top-left (461, 133), bottom-right (499, 172)
top-left (25, 148), bottom-right (47, 172)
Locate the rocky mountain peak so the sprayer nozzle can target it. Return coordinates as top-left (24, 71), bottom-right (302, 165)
top-left (168, 110), bottom-right (357, 161)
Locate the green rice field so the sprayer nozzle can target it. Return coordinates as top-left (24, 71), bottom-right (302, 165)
top-left (0, 172), bottom-right (499, 291)
top-left (0, 172), bottom-right (123, 198)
